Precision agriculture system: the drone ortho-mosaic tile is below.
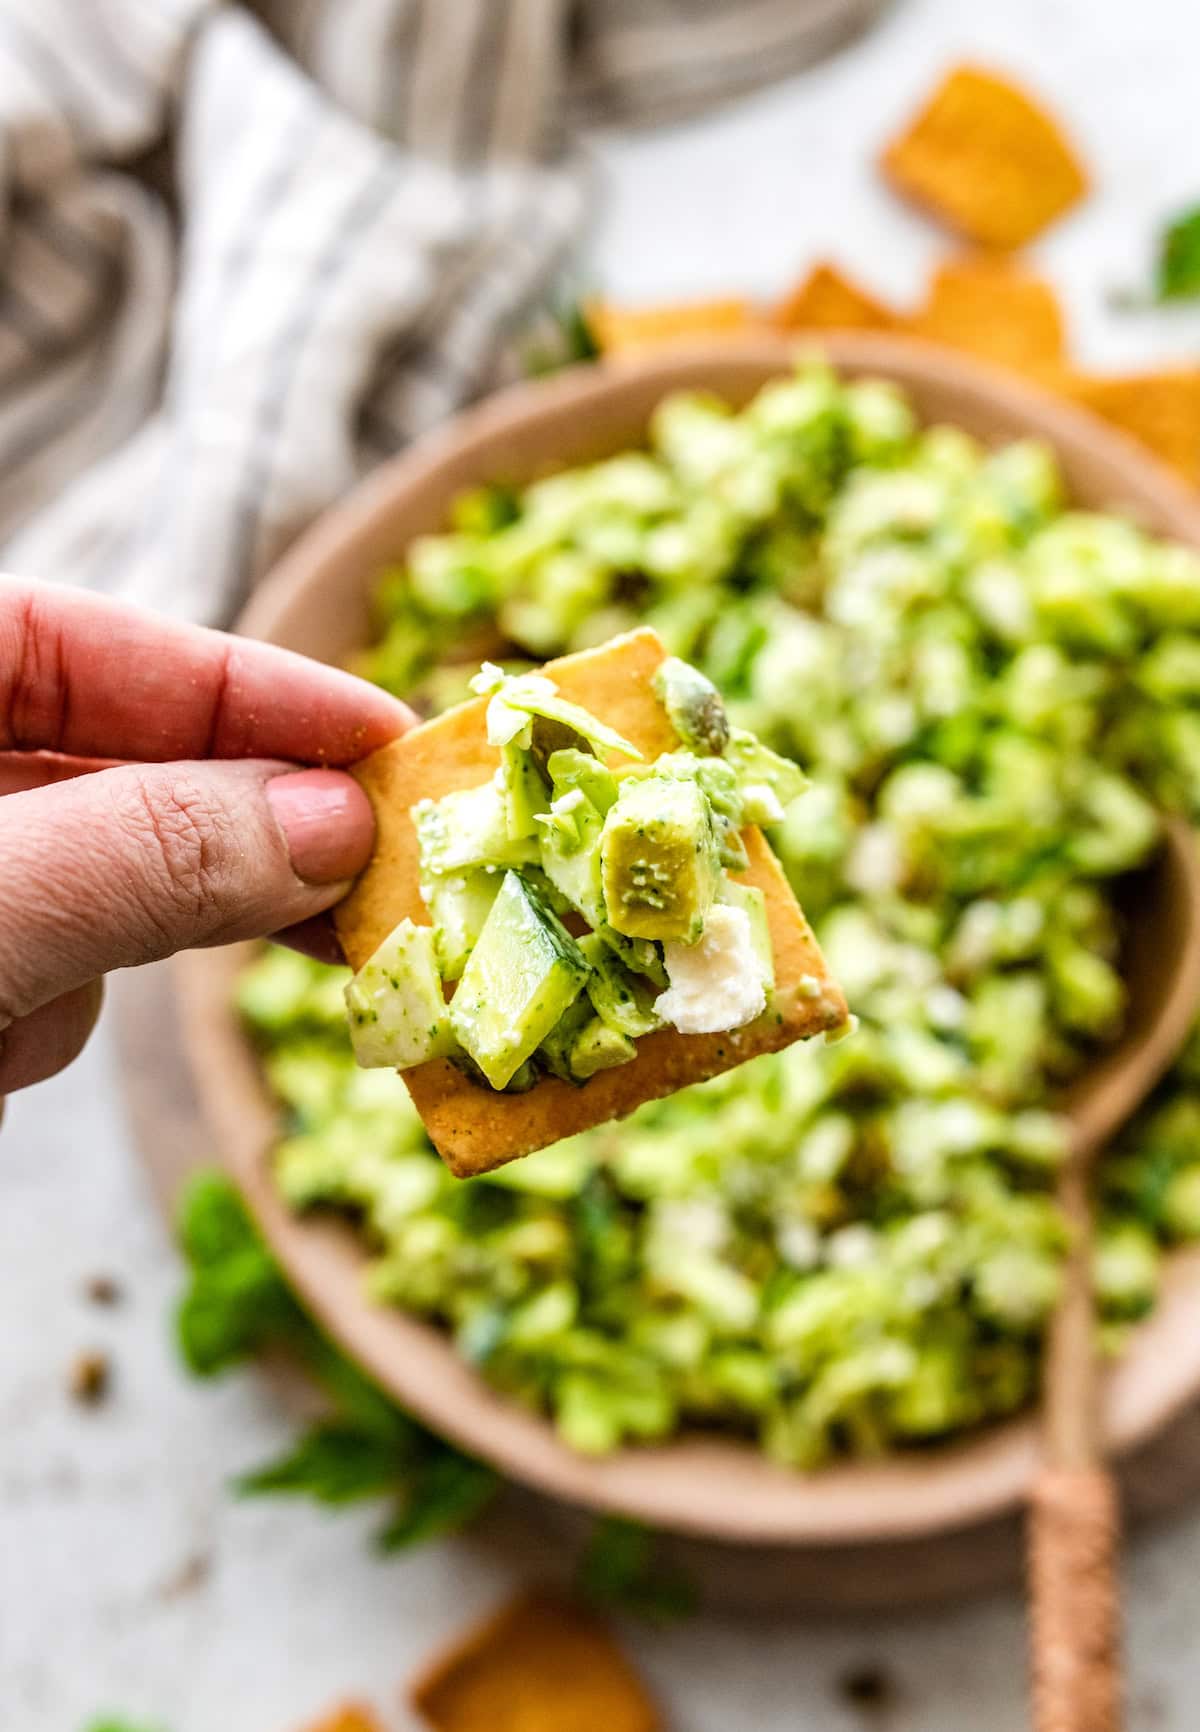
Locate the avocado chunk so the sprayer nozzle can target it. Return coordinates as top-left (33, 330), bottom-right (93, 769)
top-left (450, 871), bottom-right (591, 1088)
top-left (601, 775), bottom-right (720, 942)
top-left (653, 655), bottom-right (731, 755)
top-left (725, 728), bottom-right (808, 825)
top-left (536, 994), bottom-right (595, 1083)
top-left (414, 780), bottom-right (538, 876)
top-left (569, 1015), bottom-right (638, 1079)
top-left (344, 918), bottom-right (456, 1069)
top-left (427, 870), bottom-right (501, 980)
top-left (579, 932), bottom-right (663, 1037)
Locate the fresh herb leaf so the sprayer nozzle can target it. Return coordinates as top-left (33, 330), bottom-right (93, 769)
top-left (235, 1422), bottom-right (413, 1505)
top-left (175, 1171), bottom-right (499, 1549)
top-left (1115, 203), bottom-right (1200, 308)
top-left (375, 1452), bottom-right (498, 1551)
top-left (1157, 205), bottom-right (1200, 302)
top-left (577, 1516), bottom-right (698, 1622)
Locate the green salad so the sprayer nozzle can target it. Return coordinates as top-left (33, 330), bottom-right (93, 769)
top-left (239, 359), bottom-right (1200, 1466)
top-left (346, 656), bottom-right (810, 1090)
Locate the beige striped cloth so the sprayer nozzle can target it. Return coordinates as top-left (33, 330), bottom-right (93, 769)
top-left (0, 0), bottom-right (882, 625)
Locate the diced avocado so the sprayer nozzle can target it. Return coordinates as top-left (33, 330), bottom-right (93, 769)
top-left (653, 655), bottom-right (731, 755)
top-left (538, 790), bottom-right (606, 927)
top-left (413, 780), bottom-right (538, 876)
top-left (569, 1015), bottom-right (638, 1079)
top-left (499, 738), bottom-right (548, 841)
top-left (536, 995), bottom-right (595, 1083)
top-left (725, 728), bottom-right (808, 825)
top-left (592, 922), bottom-right (669, 989)
top-left (718, 880), bottom-right (775, 993)
top-left (427, 871), bottom-right (501, 980)
top-left (450, 872), bottom-right (591, 1089)
top-left (547, 746), bottom-right (619, 815)
top-left (344, 919), bottom-right (455, 1070)
top-left (601, 776), bottom-right (720, 942)
top-left (579, 932), bottom-right (663, 1038)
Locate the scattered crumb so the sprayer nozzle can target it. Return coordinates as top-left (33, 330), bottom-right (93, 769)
top-left (157, 1550), bottom-right (213, 1602)
top-left (83, 1273), bottom-right (122, 1306)
top-left (837, 1663), bottom-right (899, 1716)
top-left (69, 1350), bottom-right (111, 1406)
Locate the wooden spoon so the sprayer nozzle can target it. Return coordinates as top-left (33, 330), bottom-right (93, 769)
top-left (1029, 816), bottom-right (1200, 1732)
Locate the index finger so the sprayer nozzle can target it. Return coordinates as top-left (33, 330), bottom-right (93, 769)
top-left (0, 575), bottom-right (414, 765)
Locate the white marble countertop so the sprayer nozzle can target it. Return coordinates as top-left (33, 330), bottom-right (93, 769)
top-left (5, 1), bottom-right (1200, 1727)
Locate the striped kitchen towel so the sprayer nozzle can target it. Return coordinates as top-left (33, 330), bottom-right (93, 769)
top-left (0, 0), bottom-right (883, 626)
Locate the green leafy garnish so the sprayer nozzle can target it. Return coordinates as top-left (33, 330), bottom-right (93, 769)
top-left (176, 1171), bottom-right (498, 1550)
top-left (576, 1516), bottom-right (698, 1622)
top-left (1116, 203), bottom-right (1200, 306)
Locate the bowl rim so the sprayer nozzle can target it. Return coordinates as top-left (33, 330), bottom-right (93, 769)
top-left (180, 335), bottom-right (1200, 1547)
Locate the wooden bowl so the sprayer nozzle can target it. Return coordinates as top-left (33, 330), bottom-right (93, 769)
top-left (175, 336), bottom-right (1200, 1552)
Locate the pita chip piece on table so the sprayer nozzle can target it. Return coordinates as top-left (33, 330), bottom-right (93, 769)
top-left (299, 1708), bottom-right (386, 1732)
top-left (586, 297), bottom-right (763, 355)
top-left (908, 254), bottom-right (1066, 376)
top-left (410, 1593), bottom-right (662, 1732)
top-left (335, 627), bottom-right (847, 1178)
top-left (1056, 367), bottom-right (1200, 489)
top-left (772, 261), bottom-right (896, 333)
top-left (880, 63), bottom-right (1088, 250)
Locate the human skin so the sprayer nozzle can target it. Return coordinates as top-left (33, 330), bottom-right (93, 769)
top-left (0, 576), bottom-right (414, 1098)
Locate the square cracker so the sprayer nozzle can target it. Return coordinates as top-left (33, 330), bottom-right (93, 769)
top-left (335, 627), bottom-right (847, 1178)
top-left (410, 1592), bottom-right (662, 1732)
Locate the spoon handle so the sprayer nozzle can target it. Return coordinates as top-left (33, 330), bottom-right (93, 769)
top-left (1028, 1465), bottom-right (1122, 1732)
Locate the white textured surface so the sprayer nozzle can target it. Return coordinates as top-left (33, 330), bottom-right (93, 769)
top-left (6, 1), bottom-right (1200, 1727)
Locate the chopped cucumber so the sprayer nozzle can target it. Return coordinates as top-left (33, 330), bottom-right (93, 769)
top-left (414, 780), bottom-right (538, 876)
top-left (570, 1016), bottom-right (638, 1079)
top-left (601, 775), bottom-right (720, 942)
top-left (653, 655), bottom-right (730, 755)
top-left (450, 872), bottom-right (591, 1088)
top-left (427, 871), bottom-right (501, 980)
top-left (725, 729), bottom-right (808, 825)
top-left (539, 789), bottom-right (606, 927)
top-left (547, 746), bottom-right (619, 815)
top-left (499, 738), bottom-right (548, 841)
top-left (592, 922), bottom-right (669, 989)
top-left (537, 995), bottom-right (595, 1083)
top-left (344, 919), bottom-right (455, 1069)
top-left (579, 932), bottom-right (663, 1038)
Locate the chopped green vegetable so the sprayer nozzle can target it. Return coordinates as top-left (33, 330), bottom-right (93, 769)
top-left (450, 871), bottom-right (591, 1087)
top-left (601, 775), bottom-right (720, 942)
top-left (240, 359), bottom-right (1200, 1469)
top-left (653, 654), bottom-right (731, 755)
top-left (344, 918), bottom-right (456, 1069)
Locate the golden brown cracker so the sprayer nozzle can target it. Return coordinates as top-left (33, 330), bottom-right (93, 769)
top-left (908, 254), bottom-right (1066, 374)
top-left (772, 261), bottom-right (896, 333)
top-left (1055, 368), bottom-right (1200, 487)
top-left (336, 628), bottom-right (846, 1178)
top-left (587, 297), bottom-right (763, 356)
top-left (300, 1708), bottom-right (386, 1732)
top-left (880, 64), bottom-right (1088, 250)
top-left (411, 1593), bottom-right (662, 1732)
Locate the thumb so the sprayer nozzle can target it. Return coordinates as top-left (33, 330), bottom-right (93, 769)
top-left (0, 760), bottom-right (373, 1024)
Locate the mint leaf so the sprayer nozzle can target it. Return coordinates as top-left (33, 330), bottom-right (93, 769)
top-left (175, 1171), bottom-right (498, 1551)
top-left (1157, 205), bottom-right (1200, 302)
top-left (577, 1516), bottom-right (698, 1622)
top-left (236, 1422), bottom-right (412, 1505)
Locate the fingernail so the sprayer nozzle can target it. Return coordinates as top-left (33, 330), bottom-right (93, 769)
top-left (266, 769), bottom-right (375, 885)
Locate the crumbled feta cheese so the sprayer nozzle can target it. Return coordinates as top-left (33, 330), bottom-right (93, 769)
top-left (656, 904), bottom-right (766, 1035)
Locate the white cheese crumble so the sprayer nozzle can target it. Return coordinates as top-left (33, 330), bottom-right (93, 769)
top-left (656, 904), bottom-right (766, 1036)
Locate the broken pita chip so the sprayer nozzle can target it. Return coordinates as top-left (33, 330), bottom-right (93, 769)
top-left (587, 297), bottom-right (763, 355)
top-left (300, 1708), bottom-right (386, 1732)
top-left (773, 261), bottom-right (896, 332)
top-left (335, 627), bottom-right (847, 1179)
top-left (411, 1593), bottom-right (662, 1732)
top-left (1055, 367), bottom-right (1200, 487)
top-left (880, 64), bottom-right (1088, 250)
top-left (908, 254), bottom-right (1066, 374)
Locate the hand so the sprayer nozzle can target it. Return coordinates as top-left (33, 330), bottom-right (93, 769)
top-left (0, 577), bottom-right (413, 1097)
